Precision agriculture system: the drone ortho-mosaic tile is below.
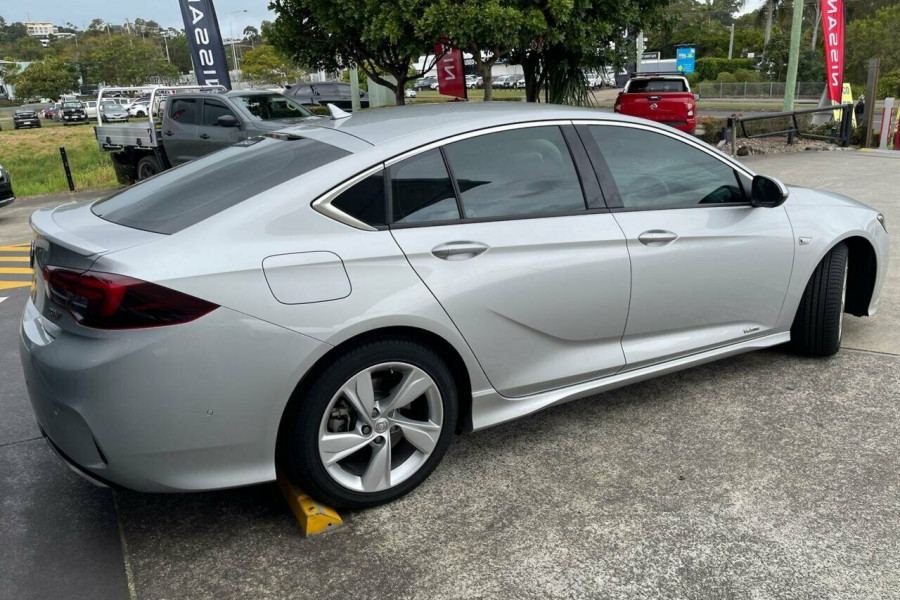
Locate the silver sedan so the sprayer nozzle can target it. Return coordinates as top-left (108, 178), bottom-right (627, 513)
top-left (20, 103), bottom-right (889, 508)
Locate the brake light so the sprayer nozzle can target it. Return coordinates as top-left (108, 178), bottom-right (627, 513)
top-left (614, 103), bottom-right (621, 113)
top-left (42, 266), bottom-right (218, 329)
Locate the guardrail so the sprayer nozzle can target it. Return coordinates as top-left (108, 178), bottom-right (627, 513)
top-left (727, 103), bottom-right (854, 154)
top-left (696, 81), bottom-right (826, 99)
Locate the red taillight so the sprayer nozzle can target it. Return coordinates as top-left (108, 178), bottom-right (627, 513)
top-left (42, 267), bottom-right (218, 329)
top-left (614, 103), bottom-right (621, 113)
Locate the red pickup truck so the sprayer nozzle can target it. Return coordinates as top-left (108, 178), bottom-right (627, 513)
top-left (613, 74), bottom-right (699, 135)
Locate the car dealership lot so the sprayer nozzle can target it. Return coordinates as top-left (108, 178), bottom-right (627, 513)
top-left (1, 150), bottom-right (898, 600)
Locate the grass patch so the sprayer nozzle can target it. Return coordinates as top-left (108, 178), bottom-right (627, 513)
top-left (0, 124), bottom-right (118, 197)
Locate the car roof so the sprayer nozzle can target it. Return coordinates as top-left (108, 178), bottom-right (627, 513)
top-left (280, 101), bottom-right (638, 147)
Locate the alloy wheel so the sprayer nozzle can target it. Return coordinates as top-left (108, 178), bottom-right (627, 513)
top-left (317, 362), bottom-right (443, 493)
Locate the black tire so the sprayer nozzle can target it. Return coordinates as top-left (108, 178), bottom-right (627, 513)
top-left (790, 242), bottom-right (849, 357)
top-left (281, 337), bottom-right (458, 509)
top-left (136, 155), bottom-right (161, 181)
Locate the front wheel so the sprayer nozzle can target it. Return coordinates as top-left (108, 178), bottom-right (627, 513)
top-left (790, 242), bottom-right (849, 356)
top-left (281, 338), bottom-right (458, 509)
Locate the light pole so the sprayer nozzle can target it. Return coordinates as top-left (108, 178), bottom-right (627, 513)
top-left (229, 10), bottom-right (248, 81)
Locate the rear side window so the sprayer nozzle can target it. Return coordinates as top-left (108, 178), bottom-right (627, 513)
top-left (92, 138), bottom-right (350, 234)
top-left (169, 98), bottom-right (200, 124)
top-left (391, 150), bottom-right (459, 224)
top-left (443, 126), bottom-right (586, 219)
top-left (331, 172), bottom-right (387, 227)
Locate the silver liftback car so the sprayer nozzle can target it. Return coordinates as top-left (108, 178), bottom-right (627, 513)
top-left (22, 102), bottom-right (888, 509)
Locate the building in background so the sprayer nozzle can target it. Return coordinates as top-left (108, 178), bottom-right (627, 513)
top-left (23, 22), bottom-right (58, 37)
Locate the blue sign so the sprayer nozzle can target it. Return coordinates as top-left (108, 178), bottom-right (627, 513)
top-left (676, 46), bottom-right (696, 74)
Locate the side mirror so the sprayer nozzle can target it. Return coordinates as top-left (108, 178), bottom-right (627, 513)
top-left (216, 114), bottom-right (239, 128)
top-left (693, 93), bottom-right (701, 101)
top-left (751, 175), bottom-right (789, 208)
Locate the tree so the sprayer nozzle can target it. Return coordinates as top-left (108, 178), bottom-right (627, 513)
top-left (241, 44), bottom-right (305, 83)
top-left (7, 59), bottom-right (79, 99)
top-left (8, 36), bottom-right (45, 61)
top-left (845, 4), bottom-right (900, 85)
top-left (78, 35), bottom-right (179, 85)
top-left (269, 0), bottom-right (441, 105)
top-left (243, 26), bottom-right (262, 47)
top-left (761, 30), bottom-right (824, 82)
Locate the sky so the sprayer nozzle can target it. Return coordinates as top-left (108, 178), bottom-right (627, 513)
top-left (2, 1), bottom-right (275, 38)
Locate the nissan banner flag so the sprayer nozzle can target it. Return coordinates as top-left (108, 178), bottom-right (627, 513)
top-left (821, 0), bottom-right (844, 104)
top-left (179, 0), bottom-right (232, 89)
top-left (434, 42), bottom-right (465, 99)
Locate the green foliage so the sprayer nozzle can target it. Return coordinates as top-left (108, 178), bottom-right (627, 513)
top-left (761, 31), bottom-right (824, 82)
top-left (733, 68), bottom-right (763, 82)
top-left (71, 35), bottom-right (179, 86)
top-left (715, 71), bottom-right (736, 83)
top-left (845, 4), bottom-right (900, 86)
top-left (694, 57), bottom-right (756, 81)
top-left (241, 44), bottom-right (305, 84)
top-left (268, 0), bottom-right (437, 105)
top-left (7, 59), bottom-right (79, 99)
top-left (877, 70), bottom-right (900, 100)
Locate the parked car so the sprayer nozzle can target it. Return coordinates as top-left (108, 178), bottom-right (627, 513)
top-left (59, 101), bottom-right (89, 126)
top-left (128, 100), bottom-right (151, 117)
top-left (50, 103), bottom-right (62, 120)
top-left (465, 75), bottom-right (478, 88)
top-left (13, 108), bottom-right (42, 129)
top-left (99, 89), bottom-right (319, 182)
top-left (24, 103), bottom-right (888, 510)
top-left (41, 105), bottom-right (56, 119)
top-left (84, 100), bottom-right (98, 119)
top-left (413, 77), bottom-right (437, 91)
top-left (614, 73), bottom-right (699, 135)
top-left (468, 76), bottom-right (482, 89)
top-left (514, 77), bottom-right (526, 89)
top-left (99, 100), bottom-right (130, 123)
top-left (492, 74), bottom-right (514, 88)
top-left (285, 81), bottom-right (369, 110)
top-left (0, 163), bottom-right (13, 208)
top-left (504, 74), bottom-right (524, 88)
top-left (404, 88), bottom-right (417, 99)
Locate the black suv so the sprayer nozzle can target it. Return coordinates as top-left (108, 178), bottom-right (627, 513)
top-left (413, 77), bottom-right (437, 91)
top-left (59, 101), bottom-right (89, 126)
top-left (12, 108), bottom-right (41, 129)
top-left (285, 81), bottom-right (369, 110)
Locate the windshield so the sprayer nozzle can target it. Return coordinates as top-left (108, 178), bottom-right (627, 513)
top-left (16, 109), bottom-right (33, 114)
top-left (231, 94), bottom-right (313, 122)
top-left (101, 101), bottom-right (119, 109)
top-left (626, 78), bottom-right (688, 93)
top-left (63, 102), bottom-right (83, 109)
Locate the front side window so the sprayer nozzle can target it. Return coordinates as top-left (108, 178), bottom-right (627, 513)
top-left (391, 150), bottom-right (459, 224)
top-left (201, 100), bottom-right (235, 126)
top-left (232, 94), bottom-right (313, 121)
top-left (587, 125), bottom-right (745, 209)
top-left (442, 126), bottom-right (586, 219)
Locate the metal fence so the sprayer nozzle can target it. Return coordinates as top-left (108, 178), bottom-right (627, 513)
top-left (696, 81), bottom-right (826, 99)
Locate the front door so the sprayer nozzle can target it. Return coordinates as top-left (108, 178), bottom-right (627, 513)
top-left (199, 99), bottom-right (245, 152)
top-left (580, 123), bottom-right (795, 368)
top-left (389, 125), bottom-right (631, 397)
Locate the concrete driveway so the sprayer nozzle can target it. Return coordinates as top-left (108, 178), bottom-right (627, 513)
top-left (1, 151), bottom-right (897, 600)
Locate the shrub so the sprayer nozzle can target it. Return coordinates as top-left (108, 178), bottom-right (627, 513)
top-left (694, 58), bottom-right (757, 82)
top-left (716, 71), bottom-right (737, 83)
top-left (733, 68), bottom-right (762, 83)
top-left (877, 70), bottom-right (900, 100)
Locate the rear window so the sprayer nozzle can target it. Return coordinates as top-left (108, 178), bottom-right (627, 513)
top-left (92, 137), bottom-right (349, 234)
top-left (626, 78), bottom-right (688, 93)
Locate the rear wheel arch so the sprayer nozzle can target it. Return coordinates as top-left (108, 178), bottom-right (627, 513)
top-left (277, 326), bottom-right (474, 456)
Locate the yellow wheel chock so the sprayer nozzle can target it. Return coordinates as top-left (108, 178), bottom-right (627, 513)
top-left (276, 471), bottom-right (344, 536)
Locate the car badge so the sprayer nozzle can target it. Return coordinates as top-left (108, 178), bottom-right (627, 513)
top-left (650, 103), bottom-right (658, 110)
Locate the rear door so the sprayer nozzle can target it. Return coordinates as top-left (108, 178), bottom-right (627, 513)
top-left (389, 124), bottom-right (631, 397)
top-left (198, 98), bottom-right (246, 153)
top-left (163, 97), bottom-right (201, 166)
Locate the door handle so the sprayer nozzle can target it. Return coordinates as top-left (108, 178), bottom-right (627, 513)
top-left (164, 130), bottom-right (174, 136)
top-left (199, 133), bottom-right (210, 140)
top-left (638, 230), bottom-right (678, 246)
top-left (431, 241), bottom-right (490, 260)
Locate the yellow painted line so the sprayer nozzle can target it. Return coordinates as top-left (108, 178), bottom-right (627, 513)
top-left (276, 471), bottom-right (343, 536)
top-left (0, 267), bottom-right (33, 275)
top-left (0, 245), bottom-right (29, 251)
top-left (0, 281), bottom-right (31, 291)
top-left (0, 256), bottom-right (30, 262)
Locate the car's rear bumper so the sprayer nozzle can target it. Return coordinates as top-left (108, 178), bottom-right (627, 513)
top-left (19, 297), bottom-right (328, 492)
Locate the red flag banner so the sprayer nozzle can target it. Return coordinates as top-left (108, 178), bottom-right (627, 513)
top-left (821, 0), bottom-right (844, 103)
top-left (434, 42), bottom-right (466, 99)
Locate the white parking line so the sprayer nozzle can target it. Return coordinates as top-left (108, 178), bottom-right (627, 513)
top-left (0, 297), bottom-right (6, 305)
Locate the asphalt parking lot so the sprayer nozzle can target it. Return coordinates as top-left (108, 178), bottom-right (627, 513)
top-left (1, 150), bottom-right (898, 600)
